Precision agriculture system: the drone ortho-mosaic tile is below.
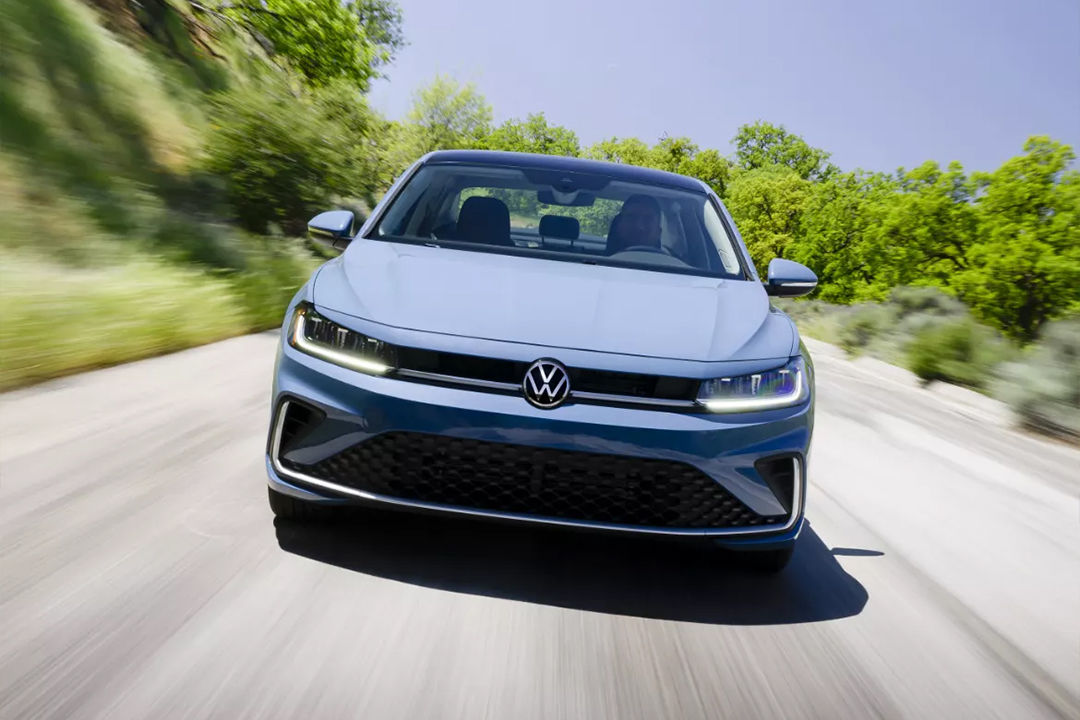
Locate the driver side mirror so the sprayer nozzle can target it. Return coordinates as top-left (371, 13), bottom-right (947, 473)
top-left (765, 258), bottom-right (817, 297)
top-left (308, 210), bottom-right (355, 252)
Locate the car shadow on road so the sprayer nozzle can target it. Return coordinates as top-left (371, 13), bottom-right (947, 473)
top-left (274, 509), bottom-right (871, 625)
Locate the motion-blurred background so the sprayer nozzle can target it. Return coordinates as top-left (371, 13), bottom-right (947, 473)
top-left (2, 3), bottom-right (1079, 719)
top-left (1, 0), bottom-right (1076, 442)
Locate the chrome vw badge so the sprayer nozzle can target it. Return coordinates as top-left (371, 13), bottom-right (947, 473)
top-left (522, 358), bottom-right (570, 409)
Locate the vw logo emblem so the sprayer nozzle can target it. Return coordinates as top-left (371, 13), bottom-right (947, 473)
top-left (522, 358), bottom-right (570, 409)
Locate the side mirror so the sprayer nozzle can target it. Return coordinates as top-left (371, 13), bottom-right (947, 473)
top-left (308, 210), bottom-right (355, 252)
top-left (765, 258), bottom-right (817, 297)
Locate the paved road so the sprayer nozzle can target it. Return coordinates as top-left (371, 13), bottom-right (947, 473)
top-left (1, 334), bottom-right (1077, 719)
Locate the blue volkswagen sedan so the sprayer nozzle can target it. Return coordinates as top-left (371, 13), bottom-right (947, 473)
top-left (266, 150), bottom-right (817, 571)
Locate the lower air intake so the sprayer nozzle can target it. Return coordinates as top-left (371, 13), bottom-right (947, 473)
top-left (281, 431), bottom-right (786, 529)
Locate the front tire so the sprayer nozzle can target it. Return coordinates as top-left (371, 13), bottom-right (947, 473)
top-left (268, 487), bottom-right (330, 522)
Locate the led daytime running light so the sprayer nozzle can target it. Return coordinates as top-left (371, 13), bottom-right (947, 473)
top-left (289, 305), bottom-right (392, 375)
top-left (698, 357), bottom-right (808, 413)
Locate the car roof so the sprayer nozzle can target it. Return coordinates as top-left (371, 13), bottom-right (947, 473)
top-left (420, 150), bottom-right (711, 193)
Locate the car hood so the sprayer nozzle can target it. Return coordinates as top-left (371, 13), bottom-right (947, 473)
top-left (313, 240), bottom-right (794, 362)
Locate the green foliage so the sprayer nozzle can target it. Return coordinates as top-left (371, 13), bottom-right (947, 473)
top-left (5, 0), bottom-right (1079, 415)
top-left (584, 136), bottom-right (731, 196)
top-left (837, 303), bottom-right (898, 354)
top-left (770, 297), bottom-right (853, 346)
top-left (725, 165), bottom-right (811, 272)
top-left (585, 137), bottom-right (655, 167)
top-left (751, 134), bottom-right (1079, 343)
top-left (788, 161), bottom-right (980, 303)
top-left (791, 171), bottom-right (896, 302)
top-left (786, 289), bottom-right (1014, 391)
top-left (952, 138), bottom-right (1080, 341)
top-left (994, 317), bottom-right (1080, 438)
top-left (0, 0), bottom-right (200, 232)
top-left (886, 285), bottom-right (969, 317)
top-left (406, 75), bottom-right (493, 153)
top-left (375, 75), bottom-right (493, 183)
top-left (905, 318), bottom-right (1013, 389)
top-left (0, 247), bottom-right (313, 390)
top-left (480, 113), bottom-right (580, 156)
top-left (219, 0), bottom-right (403, 90)
top-left (733, 121), bottom-right (834, 180)
top-left (0, 0), bottom-right (319, 390)
top-left (351, 0), bottom-right (406, 67)
top-left (835, 286), bottom-right (973, 363)
top-left (202, 80), bottom-right (380, 234)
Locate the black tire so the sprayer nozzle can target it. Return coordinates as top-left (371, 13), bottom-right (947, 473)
top-left (735, 547), bottom-right (794, 574)
top-left (268, 487), bottom-right (330, 522)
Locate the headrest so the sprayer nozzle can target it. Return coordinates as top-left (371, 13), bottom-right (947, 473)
top-left (538, 215), bottom-right (580, 240)
top-left (457, 196), bottom-right (511, 246)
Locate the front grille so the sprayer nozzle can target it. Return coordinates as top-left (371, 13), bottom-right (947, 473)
top-left (395, 346), bottom-right (699, 403)
top-left (570, 367), bottom-right (697, 401)
top-left (281, 432), bottom-right (785, 529)
top-left (397, 346), bottom-right (527, 385)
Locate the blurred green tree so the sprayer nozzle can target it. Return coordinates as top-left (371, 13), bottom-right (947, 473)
top-left (953, 137), bottom-right (1080, 340)
top-left (872, 161), bottom-right (976, 289)
top-left (792, 171), bottom-right (896, 302)
top-left (725, 165), bottom-right (811, 273)
top-left (219, 0), bottom-right (403, 90)
top-left (202, 80), bottom-right (380, 234)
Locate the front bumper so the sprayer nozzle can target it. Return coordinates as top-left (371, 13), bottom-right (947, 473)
top-left (268, 341), bottom-right (812, 547)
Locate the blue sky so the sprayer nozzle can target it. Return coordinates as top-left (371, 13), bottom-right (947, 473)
top-left (367, 0), bottom-right (1080, 173)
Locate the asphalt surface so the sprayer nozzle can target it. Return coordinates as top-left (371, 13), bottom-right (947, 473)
top-left (1, 333), bottom-right (1077, 720)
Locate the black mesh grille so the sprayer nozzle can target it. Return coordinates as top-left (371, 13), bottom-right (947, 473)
top-left (282, 432), bottom-right (785, 529)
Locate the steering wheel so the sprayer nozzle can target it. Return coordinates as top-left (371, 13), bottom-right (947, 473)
top-left (620, 245), bottom-right (673, 256)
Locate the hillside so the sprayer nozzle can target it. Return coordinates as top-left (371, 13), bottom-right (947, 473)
top-left (0, 0), bottom-right (317, 389)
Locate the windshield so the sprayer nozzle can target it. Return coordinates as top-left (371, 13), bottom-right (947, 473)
top-left (372, 163), bottom-right (746, 278)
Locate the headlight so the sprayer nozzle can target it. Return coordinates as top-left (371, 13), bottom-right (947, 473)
top-left (697, 356), bottom-right (809, 412)
top-left (288, 303), bottom-right (396, 375)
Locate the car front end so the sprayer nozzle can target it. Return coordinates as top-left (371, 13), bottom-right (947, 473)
top-left (266, 151), bottom-right (817, 571)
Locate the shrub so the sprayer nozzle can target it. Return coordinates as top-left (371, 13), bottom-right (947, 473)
top-left (202, 81), bottom-right (379, 235)
top-left (833, 286), bottom-right (972, 362)
top-left (227, 236), bottom-right (317, 328)
top-left (905, 318), bottom-right (1013, 389)
top-left (0, 251), bottom-right (245, 389)
top-left (886, 285), bottom-right (967, 318)
top-left (837, 303), bottom-right (897, 353)
top-left (993, 318), bottom-right (1080, 439)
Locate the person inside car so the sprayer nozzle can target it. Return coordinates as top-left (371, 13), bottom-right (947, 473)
top-left (608, 194), bottom-right (663, 254)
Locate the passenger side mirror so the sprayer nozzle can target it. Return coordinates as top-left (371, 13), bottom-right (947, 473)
top-left (308, 210), bottom-right (355, 252)
top-left (765, 258), bottom-right (818, 297)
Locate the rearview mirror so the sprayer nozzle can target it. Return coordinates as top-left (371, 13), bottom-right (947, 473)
top-left (537, 189), bottom-right (595, 207)
top-left (308, 210), bottom-right (355, 252)
top-left (765, 258), bottom-right (818, 297)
